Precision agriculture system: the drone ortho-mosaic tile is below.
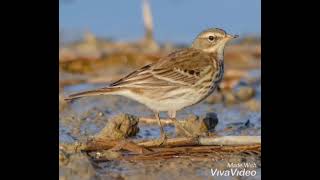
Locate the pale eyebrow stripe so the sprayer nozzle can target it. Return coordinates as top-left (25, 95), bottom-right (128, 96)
top-left (200, 32), bottom-right (224, 38)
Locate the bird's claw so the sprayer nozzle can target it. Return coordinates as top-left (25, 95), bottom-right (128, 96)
top-left (156, 133), bottom-right (168, 146)
top-left (178, 127), bottom-right (193, 137)
top-left (173, 121), bottom-right (193, 137)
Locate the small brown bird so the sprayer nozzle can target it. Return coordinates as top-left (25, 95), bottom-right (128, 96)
top-left (65, 28), bottom-right (238, 144)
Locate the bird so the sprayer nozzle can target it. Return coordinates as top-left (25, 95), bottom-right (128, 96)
top-left (65, 28), bottom-right (238, 145)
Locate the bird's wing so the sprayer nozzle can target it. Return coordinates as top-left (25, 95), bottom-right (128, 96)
top-left (109, 63), bottom-right (154, 87)
top-left (109, 48), bottom-right (216, 88)
top-left (65, 49), bottom-right (217, 100)
top-left (151, 49), bottom-right (215, 86)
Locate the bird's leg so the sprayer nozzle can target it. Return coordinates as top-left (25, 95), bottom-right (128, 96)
top-left (168, 110), bottom-right (193, 137)
top-left (217, 85), bottom-right (221, 92)
top-left (216, 85), bottom-right (227, 104)
top-left (154, 112), bottom-right (167, 146)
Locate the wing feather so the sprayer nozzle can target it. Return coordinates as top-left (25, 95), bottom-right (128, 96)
top-left (151, 49), bottom-right (215, 85)
top-left (109, 48), bottom-right (216, 88)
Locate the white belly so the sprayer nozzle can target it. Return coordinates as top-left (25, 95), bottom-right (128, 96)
top-left (115, 88), bottom-right (205, 112)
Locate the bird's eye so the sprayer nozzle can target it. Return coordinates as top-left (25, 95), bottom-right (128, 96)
top-left (208, 36), bottom-right (216, 41)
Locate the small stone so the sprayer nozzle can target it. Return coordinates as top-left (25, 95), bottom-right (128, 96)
top-left (223, 92), bottom-right (237, 105)
top-left (206, 92), bottom-right (224, 104)
top-left (98, 112), bottom-right (104, 117)
top-left (176, 112), bottom-right (219, 136)
top-left (203, 112), bottom-right (219, 130)
top-left (244, 99), bottom-right (261, 112)
top-left (234, 86), bottom-right (255, 101)
top-left (95, 113), bottom-right (139, 140)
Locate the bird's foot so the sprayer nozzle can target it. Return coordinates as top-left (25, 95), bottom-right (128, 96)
top-left (155, 133), bottom-right (168, 146)
top-left (173, 121), bottom-right (193, 137)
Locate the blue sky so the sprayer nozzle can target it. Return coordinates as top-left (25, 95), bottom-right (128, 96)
top-left (59, 0), bottom-right (261, 44)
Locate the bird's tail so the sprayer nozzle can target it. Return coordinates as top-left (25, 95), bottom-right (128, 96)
top-left (64, 87), bottom-right (118, 101)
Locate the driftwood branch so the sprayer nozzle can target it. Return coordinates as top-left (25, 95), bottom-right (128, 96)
top-left (59, 113), bottom-right (260, 161)
top-left (137, 137), bottom-right (198, 148)
top-left (109, 139), bottom-right (152, 154)
top-left (60, 136), bottom-right (261, 161)
top-left (137, 136), bottom-right (261, 148)
top-left (120, 144), bottom-right (261, 161)
top-left (198, 136), bottom-right (261, 146)
top-left (139, 117), bottom-right (174, 125)
top-left (82, 136), bottom-right (261, 151)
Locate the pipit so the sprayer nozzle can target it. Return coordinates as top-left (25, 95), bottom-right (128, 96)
top-left (65, 28), bottom-right (238, 144)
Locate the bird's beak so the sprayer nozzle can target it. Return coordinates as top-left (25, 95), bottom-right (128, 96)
top-left (226, 34), bottom-right (239, 39)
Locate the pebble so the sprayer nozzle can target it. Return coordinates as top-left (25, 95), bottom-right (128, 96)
top-left (244, 99), bottom-right (261, 112)
top-left (176, 112), bottom-right (219, 136)
top-left (234, 86), bottom-right (255, 101)
top-left (95, 113), bottom-right (139, 140)
top-left (223, 92), bottom-right (237, 105)
top-left (206, 92), bottom-right (224, 104)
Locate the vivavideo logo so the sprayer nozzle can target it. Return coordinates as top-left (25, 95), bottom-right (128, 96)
top-left (211, 163), bottom-right (257, 177)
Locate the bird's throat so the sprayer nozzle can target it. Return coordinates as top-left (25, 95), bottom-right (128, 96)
top-left (204, 46), bottom-right (225, 62)
top-left (203, 43), bottom-right (226, 59)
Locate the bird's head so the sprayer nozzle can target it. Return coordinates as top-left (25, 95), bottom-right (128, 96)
top-left (192, 28), bottom-right (238, 53)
